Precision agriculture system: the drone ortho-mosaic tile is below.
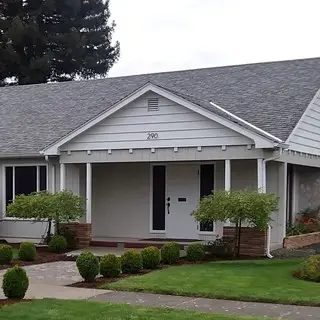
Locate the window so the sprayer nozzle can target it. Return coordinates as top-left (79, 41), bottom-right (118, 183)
top-left (5, 165), bottom-right (47, 207)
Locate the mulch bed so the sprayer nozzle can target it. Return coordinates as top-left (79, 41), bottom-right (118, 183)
top-left (0, 299), bottom-right (32, 307)
top-left (0, 245), bottom-right (73, 271)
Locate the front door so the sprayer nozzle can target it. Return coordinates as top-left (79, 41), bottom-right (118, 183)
top-left (166, 164), bottom-right (199, 239)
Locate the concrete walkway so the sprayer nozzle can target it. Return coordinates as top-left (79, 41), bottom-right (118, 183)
top-left (1, 261), bottom-right (320, 319)
top-left (90, 291), bottom-right (320, 320)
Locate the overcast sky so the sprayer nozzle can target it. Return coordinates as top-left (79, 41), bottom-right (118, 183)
top-left (108, 0), bottom-right (319, 77)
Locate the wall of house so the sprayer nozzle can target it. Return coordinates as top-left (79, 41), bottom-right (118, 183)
top-left (287, 90), bottom-right (320, 155)
top-left (61, 92), bottom-right (253, 152)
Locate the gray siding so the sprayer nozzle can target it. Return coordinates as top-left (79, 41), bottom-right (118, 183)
top-left (287, 90), bottom-right (320, 155)
top-left (61, 92), bottom-right (253, 152)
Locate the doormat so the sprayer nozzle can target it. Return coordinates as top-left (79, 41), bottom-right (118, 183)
top-left (142, 238), bottom-right (201, 242)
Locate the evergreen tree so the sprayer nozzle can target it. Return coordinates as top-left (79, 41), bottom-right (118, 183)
top-left (0, 0), bottom-right (120, 85)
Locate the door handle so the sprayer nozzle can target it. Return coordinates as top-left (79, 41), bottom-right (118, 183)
top-left (166, 197), bottom-right (170, 214)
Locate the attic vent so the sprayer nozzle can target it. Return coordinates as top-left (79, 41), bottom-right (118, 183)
top-left (147, 98), bottom-right (159, 111)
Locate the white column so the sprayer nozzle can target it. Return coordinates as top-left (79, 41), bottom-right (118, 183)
top-left (86, 162), bottom-right (92, 224)
top-left (51, 165), bottom-right (56, 193)
top-left (36, 166), bottom-right (40, 192)
top-left (225, 159), bottom-right (231, 191)
top-left (12, 166), bottom-right (16, 201)
top-left (257, 158), bottom-right (264, 192)
top-left (60, 163), bottom-right (66, 191)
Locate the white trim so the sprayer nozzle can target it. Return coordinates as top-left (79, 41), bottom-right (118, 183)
top-left (286, 89), bottom-right (320, 146)
top-left (224, 159), bottom-right (231, 191)
top-left (41, 83), bottom-right (277, 155)
top-left (86, 162), bottom-right (92, 224)
top-left (51, 165), bottom-right (55, 193)
top-left (257, 158), bottom-right (264, 191)
top-left (210, 101), bottom-right (283, 143)
top-left (1, 163), bottom-right (49, 217)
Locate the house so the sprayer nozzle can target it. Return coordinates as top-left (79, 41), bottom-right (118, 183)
top-left (0, 57), bottom-right (319, 253)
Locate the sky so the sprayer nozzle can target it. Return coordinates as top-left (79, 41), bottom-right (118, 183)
top-left (108, 0), bottom-right (320, 77)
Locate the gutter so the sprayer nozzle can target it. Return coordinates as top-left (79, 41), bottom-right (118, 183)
top-left (209, 101), bottom-right (283, 143)
top-left (263, 148), bottom-right (285, 259)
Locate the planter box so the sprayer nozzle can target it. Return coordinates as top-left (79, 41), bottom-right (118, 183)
top-left (283, 232), bottom-right (320, 249)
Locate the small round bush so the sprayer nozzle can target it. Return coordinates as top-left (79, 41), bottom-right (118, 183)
top-left (301, 254), bottom-right (320, 282)
top-left (121, 250), bottom-right (143, 274)
top-left (100, 254), bottom-right (121, 278)
top-left (186, 243), bottom-right (205, 262)
top-left (2, 265), bottom-right (29, 299)
top-left (0, 244), bottom-right (13, 265)
top-left (18, 242), bottom-right (37, 261)
top-left (141, 246), bottom-right (161, 269)
top-left (48, 235), bottom-right (67, 253)
top-left (76, 251), bottom-right (100, 282)
top-left (161, 242), bottom-right (180, 264)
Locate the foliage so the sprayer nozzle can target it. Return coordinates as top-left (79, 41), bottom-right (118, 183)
top-left (0, 0), bottom-right (120, 85)
top-left (76, 251), bottom-right (100, 282)
top-left (2, 265), bottom-right (29, 299)
top-left (287, 213), bottom-right (320, 236)
top-left (48, 235), bottom-right (67, 253)
top-left (18, 242), bottom-right (36, 261)
top-left (161, 242), bottom-right (180, 265)
top-left (186, 243), bottom-right (205, 261)
top-left (192, 190), bottom-right (278, 256)
top-left (141, 246), bottom-right (161, 269)
top-left (206, 236), bottom-right (235, 257)
top-left (6, 191), bottom-right (85, 235)
top-left (300, 255), bottom-right (320, 282)
top-left (100, 254), bottom-right (121, 278)
top-left (121, 250), bottom-right (143, 274)
top-left (0, 244), bottom-right (13, 265)
top-left (59, 227), bottom-right (78, 250)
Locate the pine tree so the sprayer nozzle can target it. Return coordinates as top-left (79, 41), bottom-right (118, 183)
top-left (0, 0), bottom-right (120, 85)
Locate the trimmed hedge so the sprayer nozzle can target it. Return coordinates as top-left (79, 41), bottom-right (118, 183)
top-left (48, 235), bottom-right (67, 253)
top-left (76, 251), bottom-right (100, 282)
top-left (141, 246), bottom-right (161, 269)
top-left (100, 254), bottom-right (121, 278)
top-left (161, 242), bottom-right (180, 264)
top-left (186, 243), bottom-right (205, 261)
top-left (2, 265), bottom-right (29, 299)
top-left (18, 242), bottom-right (37, 261)
top-left (121, 250), bottom-right (143, 274)
top-left (0, 244), bottom-right (13, 265)
top-left (301, 254), bottom-right (320, 282)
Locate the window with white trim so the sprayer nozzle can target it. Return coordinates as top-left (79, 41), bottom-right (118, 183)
top-left (5, 165), bottom-right (47, 207)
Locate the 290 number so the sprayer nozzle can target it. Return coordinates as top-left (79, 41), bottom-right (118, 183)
top-left (147, 132), bottom-right (158, 140)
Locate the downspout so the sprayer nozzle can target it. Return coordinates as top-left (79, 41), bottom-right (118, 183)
top-left (263, 148), bottom-right (284, 258)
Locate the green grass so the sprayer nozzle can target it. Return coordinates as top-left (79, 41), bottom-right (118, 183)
top-left (0, 299), bottom-right (271, 319)
top-left (101, 259), bottom-right (320, 306)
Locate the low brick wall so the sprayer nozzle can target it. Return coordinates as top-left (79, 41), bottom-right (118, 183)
top-left (223, 227), bottom-right (267, 256)
top-left (59, 222), bottom-right (91, 248)
top-left (283, 232), bottom-right (320, 249)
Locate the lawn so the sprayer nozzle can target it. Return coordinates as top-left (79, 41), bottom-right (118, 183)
top-left (0, 299), bottom-right (271, 320)
top-left (12, 248), bottom-right (19, 260)
top-left (102, 259), bottom-right (320, 306)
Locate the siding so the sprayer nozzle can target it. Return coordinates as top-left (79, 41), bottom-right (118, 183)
top-left (61, 92), bottom-right (253, 151)
top-left (287, 90), bottom-right (320, 155)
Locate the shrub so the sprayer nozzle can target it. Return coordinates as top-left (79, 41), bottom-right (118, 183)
top-left (161, 242), bottom-right (180, 264)
top-left (18, 242), bottom-right (37, 261)
top-left (59, 228), bottom-right (77, 250)
top-left (300, 255), bottom-right (320, 282)
top-left (76, 251), bottom-right (100, 282)
top-left (48, 235), bottom-right (67, 253)
top-left (0, 244), bottom-right (13, 265)
top-left (186, 243), bottom-right (205, 261)
top-left (121, 250), bottom-right (143, 274)
top-left (141, 246), bottom-right (161, 269)
top-left (2, 265), bottom-right (29, 299)
top-left (100, 254), bottom-right (121, 278)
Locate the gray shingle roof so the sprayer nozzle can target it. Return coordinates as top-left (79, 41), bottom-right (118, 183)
top-left (0, 57), bottom-right (319, 156)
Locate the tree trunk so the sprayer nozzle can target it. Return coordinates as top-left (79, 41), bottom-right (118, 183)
top-left (237, 219), bottom-right (242, 257)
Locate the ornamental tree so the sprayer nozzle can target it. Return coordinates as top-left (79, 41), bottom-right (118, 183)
top-left (6, 190), bottom-right (85, 242)
top-left (192, 189), bottom-right (279, 256)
